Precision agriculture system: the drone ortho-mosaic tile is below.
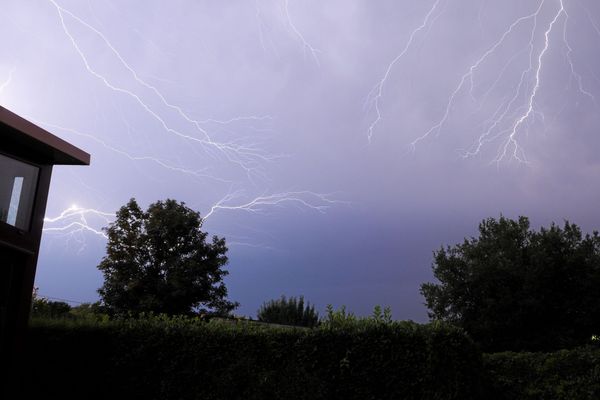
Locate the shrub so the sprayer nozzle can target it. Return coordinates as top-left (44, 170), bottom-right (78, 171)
top-left (321, 304), bottom-right (393, 328)
top-left (30, 298), bottom-right (71, 318)
top-left (23, 315), bottom-right (483, 399)
top-left (257, 295), bottom-right (319, 327)
top-left (484, 347), bottom-right (600, 400)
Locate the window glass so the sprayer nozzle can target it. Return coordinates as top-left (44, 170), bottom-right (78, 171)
top-left (0, 153), bottom-right (39, 231)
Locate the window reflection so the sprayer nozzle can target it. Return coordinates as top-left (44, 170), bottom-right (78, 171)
top-left (0, 154), bottom-right (39, 231)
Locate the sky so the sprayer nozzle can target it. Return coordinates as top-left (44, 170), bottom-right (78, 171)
top-left (1, 0), bottom-right (600, 321)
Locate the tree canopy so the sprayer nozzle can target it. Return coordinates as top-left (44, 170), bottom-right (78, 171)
top-left (421, 216), bottom-right (600, 351)
top-left (257, 295), bottom-right (319, 327)
top-left (97, 198), bottom-right (237, 316)
top-left (31, 298), bottom-right (71, 319)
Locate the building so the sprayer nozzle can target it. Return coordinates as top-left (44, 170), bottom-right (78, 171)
top-left (0, 106), bottom-right (89, 371)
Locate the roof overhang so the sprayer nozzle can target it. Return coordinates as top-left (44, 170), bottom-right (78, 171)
top-left (0, 106), bottom-right (90, 166)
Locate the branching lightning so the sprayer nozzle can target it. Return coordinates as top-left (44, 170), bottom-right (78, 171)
top-left (204, 190), bottom-right (346, 220)
top-left (43, 205), bottom-right (113, 239)
top-left (38, 0), bottom-right (596, 249)
top-left (283, 0), bottom-right (321, 66)
top-left (48, 0), bottom-right (279, 179)
top-left (493, 0), bottom-right (565, 163)
top-left (43, 191), bottom-right (346, 246)
top-left (366, 0), bottom-right (443, 143)
top-left (30, 119), bottom-right (232, 183)
top-left (368, 0), bottom-right (597, 164)
top-left (38, 1), bottom-right (344, 248)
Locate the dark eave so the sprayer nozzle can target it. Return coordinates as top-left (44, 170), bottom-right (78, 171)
top-left (0, 106), bottom-right (90, 166)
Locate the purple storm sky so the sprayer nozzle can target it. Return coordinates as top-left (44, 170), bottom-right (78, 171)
top-left (1, 0), bottom-right (600, 320)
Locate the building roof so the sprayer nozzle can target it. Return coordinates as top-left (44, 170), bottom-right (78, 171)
top-left (0, 106), bottom-right (90, 166)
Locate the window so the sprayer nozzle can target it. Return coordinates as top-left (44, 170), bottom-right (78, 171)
top-left (0, 153), bottom-right (39, 231)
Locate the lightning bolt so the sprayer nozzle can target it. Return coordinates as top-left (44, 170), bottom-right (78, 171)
top-left (43, 191), bottom-right (346, 247)
top-left (370, 0), bottom-right (597, 164)
top-left (48, 0), bottom-right (278, 179)
top-left (43, 205), bottom-right (113, 239)
top-left (204, 190), bottom-right (346, 220)
top-left (490, 1), bottom-right (565, 163)
top-left (283, 0), bottom-right (321, 66)
top-left (29, 119), bottom-right (233, 183)
top-left (366, 0), bottom-right (443, 142)
top-left (38, 1), bottom-right (345, 250)
top-left (411, 0), bottom-right (547, 153)
top-left (562, 6), bottom-right (596, 105)
top-left (462, 2), bottom-right (546, 159)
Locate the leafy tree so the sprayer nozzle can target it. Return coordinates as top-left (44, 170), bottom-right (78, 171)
top-left (421, 216), bottom-right (600, 351)
top-left (31, 298), bottom-right (71, 318)
top-left (69, 302), bottom-right (109, 321)
top-left (257, 295), bottom-right (319, 327)
top-left (97, 198), bottom-right (238, 316)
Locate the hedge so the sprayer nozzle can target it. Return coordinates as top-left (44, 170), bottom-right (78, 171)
top-left (21, 317), bottom-right (484, 400)
top-left (484, 347), bottom-right (600, 400)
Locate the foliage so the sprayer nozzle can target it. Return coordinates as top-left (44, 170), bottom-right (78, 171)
top-left (69, 302), bottom-right (110, 322)
top-left (321, 304), bottom-right (392, 329)
top-left (25, 315), bottom-right (483, 400)
top-left (97, 198), bottom-right (237, 316)
top-left (30, 296), bottom-right (110, 322)
top-left (421, 216), bottom-right (600, 351)
top-left (257, 295), bottom-right (319, 327)
top-left (30, 298), bottom-right (71, 318)
top-left (484, 347), bottom-right (600, 400)
top-left (26, 315), bottom-right (600, 399)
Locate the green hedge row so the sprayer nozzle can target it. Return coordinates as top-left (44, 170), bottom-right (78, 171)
top-left (484, 347), bottom-right (600, 400)
top-left (22, 317), bottom-right (483, 400)
top-left (22, 317), bottom-right (600, 399)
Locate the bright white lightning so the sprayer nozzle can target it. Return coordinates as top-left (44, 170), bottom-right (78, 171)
top-left (410, 0), bottom-right (547, 152)
top-left (283, 0), bottom-right (321, 66)
top-left (370, 0), bottom-right (597, 164)
top-left (43, 192), bottom-right (345, 244)
top-left (366, 0), bottom-right (443, 143)
top-left (204, 191), bottom-right (346, 220)
top-left (494, 0), bottom-right (566, 163)
top-left (48, 0), bottom-right (278, 178)
top-left (40, 1), bottom-right (344, 250)
top-left (462, 4), bottom-right (545, 159)
top-left (43, 205), bottom-right (114, 239)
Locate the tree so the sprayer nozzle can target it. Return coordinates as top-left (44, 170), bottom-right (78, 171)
top-left (30, 298), bottom-right (72, 318)
top-left (420, 216), bottom-right (600, 351)
top-left (257, 295), bottom-right (319, 327)
top-left (69, 302), bottom-right (109, 321)
top-left (97, 198), bottom-right (238, 316)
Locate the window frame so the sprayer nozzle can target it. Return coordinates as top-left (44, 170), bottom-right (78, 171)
top-left (0, 151), bottom-right (48, 255)
top-left (0, 151), bottom-right (41, 232)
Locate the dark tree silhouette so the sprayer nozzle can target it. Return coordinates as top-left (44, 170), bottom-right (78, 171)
top-left (31, 299), bottom-right (71, 318)
top-left (257, 295), bottom-right (319, 327)
top-left (421, 216), bottom-right (600, 351)
top-left (98, 198), bottom-right (237, 316)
